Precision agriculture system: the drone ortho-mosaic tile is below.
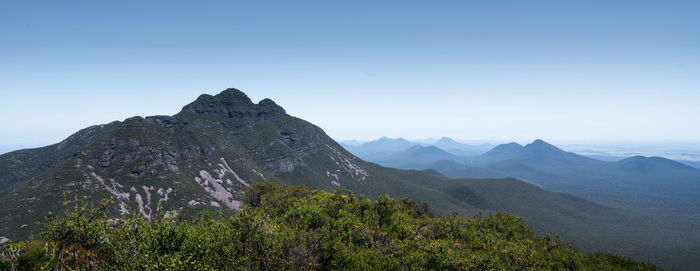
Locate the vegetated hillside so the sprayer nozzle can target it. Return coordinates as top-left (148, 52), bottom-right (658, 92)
top-left (428, 160), bottom-right (508, 179)
top-left (426, 140), bottom-right (700, 270)
top-left (0, 182), bottom-right (659, 271)
top-left (434, 178), bottom-right (648, 255)
top-left (0, 89), bottom-right (472, 242)
top-left (0, 122), bottom-right (120, 196)
top-left (606, 156), bottom-right (700, 199)
top-left (342, 136), bottom-right (700, 269)
top-left (434, 140), bottom-right (700, 214)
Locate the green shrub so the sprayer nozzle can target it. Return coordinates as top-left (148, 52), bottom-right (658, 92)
top-left (0, 182), bottom-right (660, 270)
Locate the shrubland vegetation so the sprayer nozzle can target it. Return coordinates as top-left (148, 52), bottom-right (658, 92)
top-left (0, 182), bottom-right (658, 270)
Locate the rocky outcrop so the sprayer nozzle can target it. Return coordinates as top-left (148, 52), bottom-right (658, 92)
top-left (0, 88), bottom-right (380, 241)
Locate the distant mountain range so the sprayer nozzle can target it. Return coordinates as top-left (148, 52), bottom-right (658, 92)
top-left (0, 89), bottom-right (697, 269)
top-left (370, 145), bottom-right (465, 169)
top-left (434, 140), bottom-right (700, 213)
top-left (342, 137), bottom-right (700, 269)
top-left (345, 137), bottom-right (700, 213)
top-left (340, 136), bottom-right (492, 162)
top-left (431, 136), bottom-right (494, 157)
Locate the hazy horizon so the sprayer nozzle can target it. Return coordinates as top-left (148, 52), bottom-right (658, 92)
top-left (5, 133), bottom-right (700, 161)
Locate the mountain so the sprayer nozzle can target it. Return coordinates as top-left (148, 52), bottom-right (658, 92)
top-left (343, 137), bottom-right (494, 169)
top-left (471, 140), bottom-right (607, 188)
top-left (437, 139), bottom-right (700, 208)
top-left (604, 156), bottom-right (700, 203)
top-left (516, 140), bottom-right (601, 165)
top-left (426, 139), bottom-right (700, 269)
top-left (0, 89), bottom-right (475, 241)
top-left (353, 136), bottom-right (414, 152)
top-left (472, 142), bottom-right (524, 163)
top-left (343, 136), bottom-right (493, 163)
top-left (0, 90), bottom-right (606, 253)
top-left (341, 137), bottom-right (416, 161)
top-left (433, 136), bottom-right (464, 149)
top-left (338, 139), bottom-right (367, 146)
top-left (477, 139), bottom-right (601, 168)
top-left (435, 178), bottom-right (614, 249)
top-left (0, 89), bottom-right (694, 269)
top-left (0, 143), bottom-right (51, 156)
top-left (611, 155), bottom-right (698, 172)
top-left (0, 122), bottom-right (121, 196)
top-left (372, 145), bottom-right (464, 169)
top-left (428, 160), bottom-right (508, 179)
top-left (431, 136), bottom-right (493, 157)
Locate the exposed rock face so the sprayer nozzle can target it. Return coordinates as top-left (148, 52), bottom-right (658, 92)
top-left (265, 157), bottom-right (303, 174)
top-left (256, 98), bottom-right (286, 116)
top-left (194, 169), bottom-right (241, 210)
top-left (180, 88), bottom-right (286, 119)
top-left (0, 88), bottom-right (373, 239)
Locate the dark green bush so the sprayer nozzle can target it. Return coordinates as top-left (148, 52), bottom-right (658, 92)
top-left (0, 182), bottom-right (659, 270)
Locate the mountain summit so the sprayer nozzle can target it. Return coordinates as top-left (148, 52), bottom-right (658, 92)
top-left (0, 88), bottom-right (468, 240)
top-left (514, 139), bottom-right (599, 165)
top-left (479, 142), bottom-right (523, 158)
top-left (179, 88), bottom-right (285, 117)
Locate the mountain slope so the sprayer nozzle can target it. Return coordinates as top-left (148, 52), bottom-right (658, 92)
top-left (436, 177), bottom-right (613, 249)
top-left (0, 182), bottom-right (659, 270)
top-left (603, 156), bottom-right (700, 204)
top-left (425, 140), bottom-right (700, 270)
top-left (0, 121), bottom-right (121, 196)
top-left (0, 89), bottom-right (471, 241)
top-left (611, 155), bottom-right (700, 173)
top-left (433, 139), bottom-right (700, 209)
top-left (477, 140), bottom-right (602, 168)
top-left (472, 142), bottom-right (524, 164)
top-left (428, 160), bottom-right (508, 179)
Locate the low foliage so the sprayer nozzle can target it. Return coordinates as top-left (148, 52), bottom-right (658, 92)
top-left (0, 182), bottom-right (658, 270)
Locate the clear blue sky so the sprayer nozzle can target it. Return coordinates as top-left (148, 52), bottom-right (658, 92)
top-left (2, 0), bottom-right (699, 146)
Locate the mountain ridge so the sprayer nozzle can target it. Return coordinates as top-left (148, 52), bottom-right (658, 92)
top-left (341, 137), bottom-right (700, 269)
top-left (0, 89), bottom-right (477, 241)
top-left (0, 121), bottom-right (122, 196)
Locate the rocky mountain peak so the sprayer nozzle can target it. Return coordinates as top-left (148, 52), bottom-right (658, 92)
top-left (525, 139), bottom-right (559, 151)
top-left (179, 88), bottom-right (266, 118)
top-left (437, 136), bottom-right (457, 143)
top-left (256, 98), bottom-right (286, 116)
top-left (483, 142), bottom-right (523, 156)
top-left (215, 88), bottom-right (254, 106)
